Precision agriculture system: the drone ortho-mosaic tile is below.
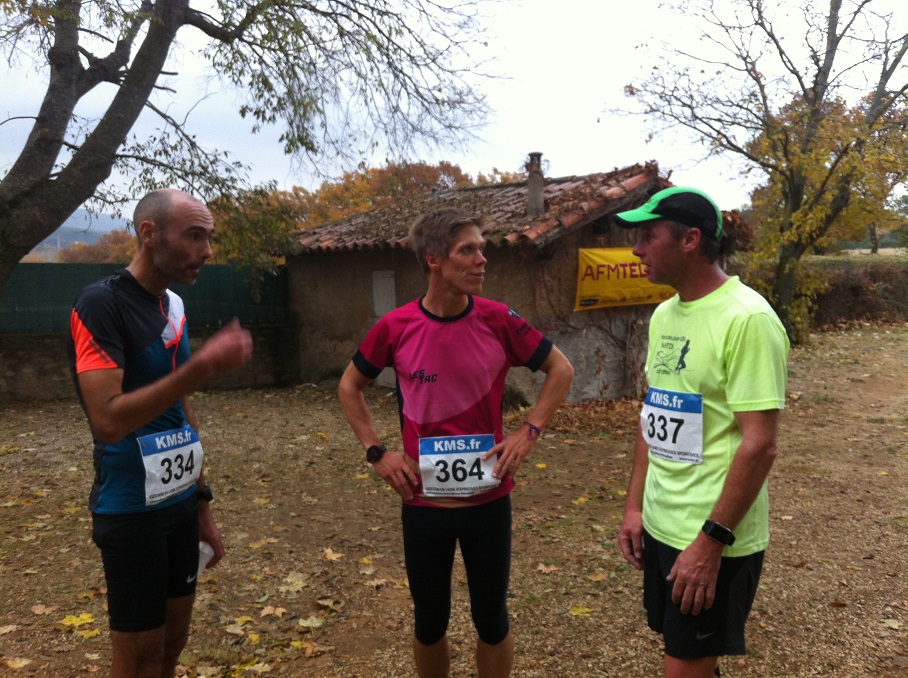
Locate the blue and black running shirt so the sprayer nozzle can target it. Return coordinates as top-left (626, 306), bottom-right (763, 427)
top-left (66, 269), bottom-right (196, 514)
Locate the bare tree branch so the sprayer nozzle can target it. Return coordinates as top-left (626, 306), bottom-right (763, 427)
top-left (614, 0), bottom-right (908, 339)
top-left (0, 0), bottom-right (494, 293)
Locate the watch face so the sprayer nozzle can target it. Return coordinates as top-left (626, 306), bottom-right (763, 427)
top-left (366, 445), bottom-right (386, 463)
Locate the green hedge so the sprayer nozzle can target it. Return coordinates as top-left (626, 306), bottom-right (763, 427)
top-left (808, 253), bottom-right (908, 328)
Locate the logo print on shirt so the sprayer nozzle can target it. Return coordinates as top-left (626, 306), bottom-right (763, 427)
top-left (654, 336), bottom-right (690, 375)
top-left (675, 339), bottom-right (690, 373)
top-left (410, 369), bottom-right (438, 384)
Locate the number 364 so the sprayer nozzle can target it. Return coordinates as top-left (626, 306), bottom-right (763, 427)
top-left (434, 457), bottom-right (485, 483)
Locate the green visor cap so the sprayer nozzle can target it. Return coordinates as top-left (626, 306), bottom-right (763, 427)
top-left (613, 186), bottom-right (723, 240)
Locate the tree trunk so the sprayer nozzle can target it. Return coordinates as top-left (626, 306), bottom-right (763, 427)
top-left (0, 0), bottom-right (188, 294)
top-left (771, 240), bottom-right (807, 342)
top-left (0, 200), bottom-right (81, 294)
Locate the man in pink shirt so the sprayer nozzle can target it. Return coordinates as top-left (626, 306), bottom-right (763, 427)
top-left (339, 207), bottom-right (574, 677)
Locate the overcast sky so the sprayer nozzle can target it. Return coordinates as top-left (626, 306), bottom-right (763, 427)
top-left (424, 0), bottom-right (758, 208)
top-left (2, 0), bottom-right (774, 221)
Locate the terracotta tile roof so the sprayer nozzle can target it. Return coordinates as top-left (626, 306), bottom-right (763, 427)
top-left (294, 162), bottom-right (670, 254)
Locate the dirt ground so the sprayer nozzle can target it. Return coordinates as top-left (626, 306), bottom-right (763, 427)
top-left (1, 324), bottom-right (907, 677)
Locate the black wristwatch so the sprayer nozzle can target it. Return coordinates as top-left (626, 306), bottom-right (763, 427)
top-left (702, 519), bottom-right (735, 545)
top-left (366, 444), bottom-right (387, 463)
top-left (197, 484), bottom-right (214, 503)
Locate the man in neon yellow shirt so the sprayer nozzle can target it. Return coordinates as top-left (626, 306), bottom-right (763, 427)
top-left (616, 187), bottom-right (789, 678)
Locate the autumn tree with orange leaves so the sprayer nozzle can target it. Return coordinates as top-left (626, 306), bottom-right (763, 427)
top-left (207, 161), bottom-right (524, 289)
top-left (56, 229), bottom-right (136, 264)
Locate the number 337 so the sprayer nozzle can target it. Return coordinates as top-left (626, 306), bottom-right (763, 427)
top-left (646, 413), bottom-right (684, 444)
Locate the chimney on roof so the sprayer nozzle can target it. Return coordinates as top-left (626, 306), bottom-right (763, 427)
top-left (526, 152), bottom-right (544, 217)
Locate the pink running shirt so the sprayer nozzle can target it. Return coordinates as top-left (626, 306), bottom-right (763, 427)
top-left (353, 295), bottom-right (553, 507)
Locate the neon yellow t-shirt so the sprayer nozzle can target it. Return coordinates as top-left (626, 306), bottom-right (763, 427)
top-left (641, 276), bottom-right (789, 556)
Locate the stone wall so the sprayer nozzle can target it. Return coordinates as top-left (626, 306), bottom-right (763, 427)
top-left (0, 325), bottom-right (298, 405)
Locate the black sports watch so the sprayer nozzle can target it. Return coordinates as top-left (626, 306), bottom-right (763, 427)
top-left (366, 444), bottom-right (387, 463)
top-left (197, 484), bottom-right (214, 503)
top-left (702, 519), bottom-right (735, 546)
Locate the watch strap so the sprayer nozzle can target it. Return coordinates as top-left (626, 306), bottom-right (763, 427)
top-left (197, 484), bottom-right (213, 502)
top-left (702, 519), bottom-right (735, 546)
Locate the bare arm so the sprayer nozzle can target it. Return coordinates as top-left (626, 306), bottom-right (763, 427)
top-left (485, 345), bottom-right (575, 480)
top-left (182, 393), bottom-right (200, 431)
top-left (337, 363), bottom-right (383, 451)
top-left (707, 409), bottom-right (781, 529)
top-left (183, 395), bottom-right (225, 568)
top-left (524, 346), bottom-right (575, 431)
top-left (78, 319), bottom-right (252, 443)
top-left (618, 423), bottom-right (650, 570)
top-left (338, 362), bottom-right (420, 500)
top-left (667, 409), bottom-right (781, 615)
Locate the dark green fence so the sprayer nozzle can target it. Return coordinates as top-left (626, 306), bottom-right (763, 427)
top-left (1, 264), bottom-right (288, 333)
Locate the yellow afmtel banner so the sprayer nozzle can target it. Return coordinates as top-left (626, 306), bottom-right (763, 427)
top-left (575, 248), bottom-right (676, 311)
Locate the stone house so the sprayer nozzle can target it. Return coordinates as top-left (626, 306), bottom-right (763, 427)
top-left (286, 156), bottom-right (672, 403)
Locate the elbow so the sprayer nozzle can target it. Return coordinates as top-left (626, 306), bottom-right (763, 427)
top-left (88, 415), bottom-right (127, 446)
top-left (753, 440), bottom-right (779, 472)
top-left (766, 442), bottom-right (780, 466)
top-left (564, 361), bottom-right (576, 386)
top-left (338, 376), bottom-right (353, 403)
top-left (558, 359), bottom-right (575, 394)
top-left (94, 425), bottom-right (125, 446)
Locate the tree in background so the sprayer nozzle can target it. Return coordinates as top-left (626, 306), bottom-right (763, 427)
top-left (0, 0), bottom-right (492, 294)
top-left (475, 167), bottom-right (526, 185)
top-left (746, 95), bottom-right (908, 253)
top-left (38, 161), bottom-right (524, 283)
top-left (619, 0), bottom-right (908, 341)
top-left (208, 160), bottom-right (525, 286)
top-left (895, 195), bottom-right (908, 247)
top-left (208, 187), bottom-right (308, 294)
top-left (292, 160), bottom-right (524, 226)
top-left (296, 160), bottom-right (475, 225)
top-left (56, 229), bottom-right (136, 263)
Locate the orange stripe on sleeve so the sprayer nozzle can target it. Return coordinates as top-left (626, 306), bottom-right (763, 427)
top-left (70, 310), bottom-right (118, 373)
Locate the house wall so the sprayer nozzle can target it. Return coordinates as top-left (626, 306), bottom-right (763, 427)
top-left (288, 248), bottom-right (430, 384)
top-left (288, 222), bottom-right (655, 403)
top-left (519, 227), bottom-right (652, 401)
